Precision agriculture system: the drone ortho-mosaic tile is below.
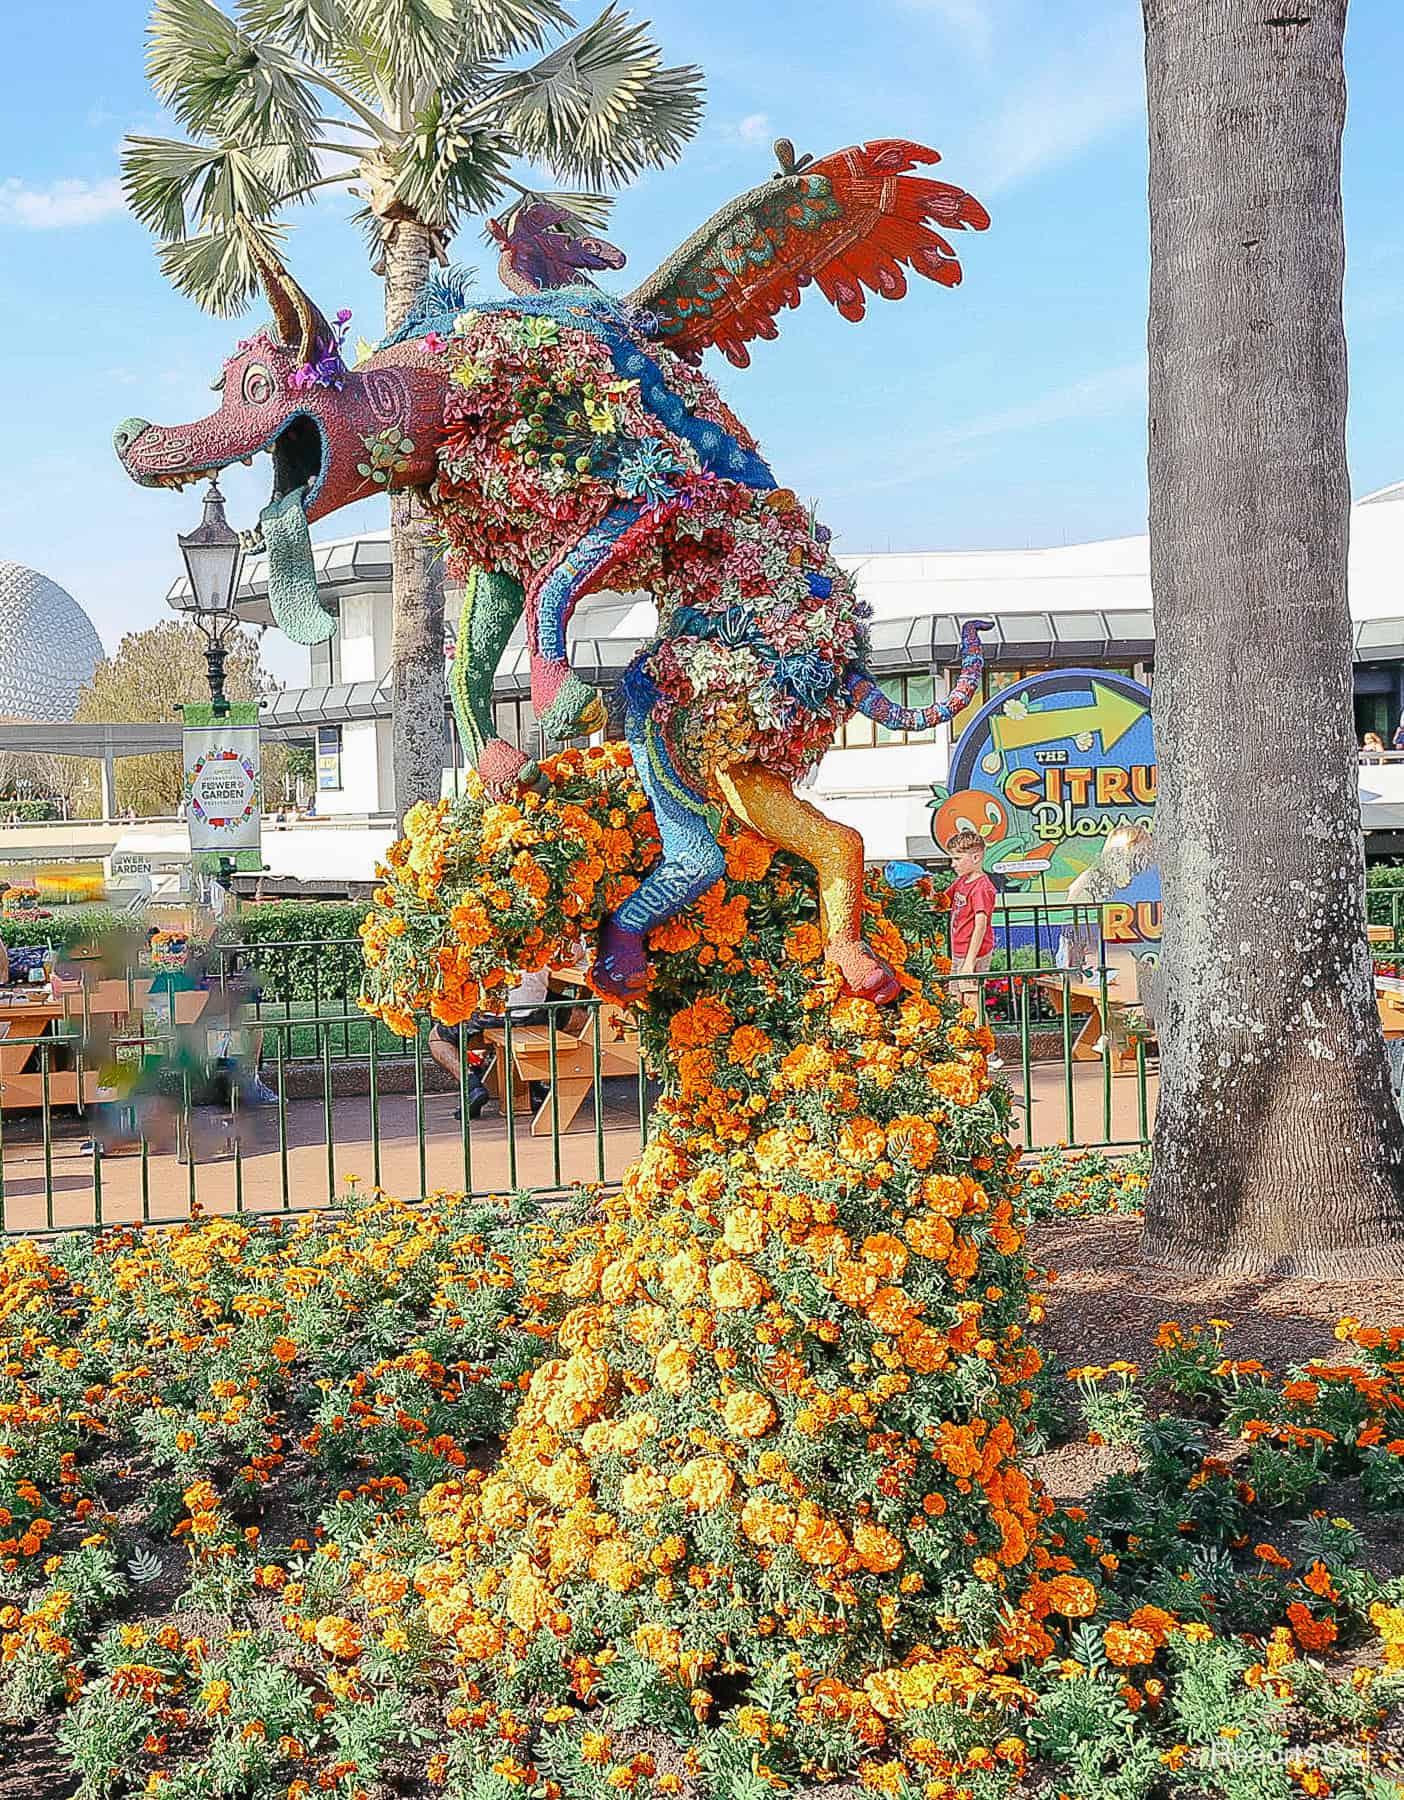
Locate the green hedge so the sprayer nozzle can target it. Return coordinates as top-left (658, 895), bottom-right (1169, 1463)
top-left (1367, 864), bottom-right (1404, 932)
top-left (217, 900), bottom-right (368, 1004)
top-left (0, 909), bottom-right (136, 955)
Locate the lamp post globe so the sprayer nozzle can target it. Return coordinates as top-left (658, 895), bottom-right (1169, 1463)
top-left (177, 477), bottom-right (244, 721)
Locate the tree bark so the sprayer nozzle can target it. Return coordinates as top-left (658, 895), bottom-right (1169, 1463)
top-left (1142, 0), bottom-right (1404, 1276)
top-left (383, 217), bottom-right (447, 825)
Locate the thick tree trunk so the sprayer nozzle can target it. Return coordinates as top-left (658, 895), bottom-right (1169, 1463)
top-left (1142, 0), bottom-right (1404, 1276)
top-left (383, 217), bottom-right (446, 824)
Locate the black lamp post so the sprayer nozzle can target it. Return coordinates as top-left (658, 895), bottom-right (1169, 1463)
top-left (177, 478), bottom-right (246, 895)
top-left (176, 477), bottom-right (244, 721)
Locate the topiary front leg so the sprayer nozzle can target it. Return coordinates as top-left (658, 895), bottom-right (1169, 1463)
top-left (448, 566), bottom-right (527, 771)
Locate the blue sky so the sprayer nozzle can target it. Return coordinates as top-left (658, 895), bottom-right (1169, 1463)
top-left (1, 0), bottom-right (1401, 683)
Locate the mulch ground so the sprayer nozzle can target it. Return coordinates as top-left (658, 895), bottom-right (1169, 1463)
top-left (1027, 1212), bottom-right (1404, 1373)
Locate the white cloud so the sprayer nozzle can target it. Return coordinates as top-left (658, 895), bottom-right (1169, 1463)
top-left (0, 175), bottom-right (125, 229)
top-left (980, 13), bottom-right (1143, 192)
top-left (826, 361), bottom-right (1144, 497)
top-left (727, 112), bottom-right (772, 147)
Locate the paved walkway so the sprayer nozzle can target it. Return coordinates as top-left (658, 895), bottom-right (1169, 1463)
top-left (0, 1061), bottom-right (1157, 1234)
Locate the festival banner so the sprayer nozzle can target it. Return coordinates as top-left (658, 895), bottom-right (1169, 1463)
top-left (931, 668), bottom-right (1159, 945)
top-left (182, 700), bottom-right (263, 874)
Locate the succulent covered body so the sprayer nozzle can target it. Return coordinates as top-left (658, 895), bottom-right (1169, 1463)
top-left (431, 293), bottom-right (867, 787)
top-left (116, 137), bottom-right (993, 1001)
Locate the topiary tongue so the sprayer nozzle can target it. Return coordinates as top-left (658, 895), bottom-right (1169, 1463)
top-left (259, 485), bottom-right (335, 645)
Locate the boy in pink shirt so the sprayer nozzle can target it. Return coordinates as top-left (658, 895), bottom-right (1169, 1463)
top-left (944, 829), bottom-right (997, 1005)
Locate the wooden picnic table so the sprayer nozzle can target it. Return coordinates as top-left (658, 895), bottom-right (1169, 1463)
top-left (483, 975), bottom-right (644, 1136)
top-left (0, 993), bottom-right (100, 1110)
top-left (1034, 973), bottom-right (1149, 1078)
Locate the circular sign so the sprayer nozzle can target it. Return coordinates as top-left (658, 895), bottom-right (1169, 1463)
top-left (187, 747), bottom-right (259, 833)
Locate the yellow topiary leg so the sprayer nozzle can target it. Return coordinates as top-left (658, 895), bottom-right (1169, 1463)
top-left (715, 762), bottom-right (900, 1002)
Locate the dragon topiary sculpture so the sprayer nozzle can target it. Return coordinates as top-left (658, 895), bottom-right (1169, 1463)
top-left (116, 137), bottom-right (992, 1003)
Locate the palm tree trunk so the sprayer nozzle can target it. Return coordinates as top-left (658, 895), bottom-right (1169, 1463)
top-left (1142, 0), bottom-right (1404, 1276)
top-left (383, 217), bottom-right (446, 823)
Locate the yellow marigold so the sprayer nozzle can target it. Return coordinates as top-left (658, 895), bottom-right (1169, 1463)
top-left (674, 1457), bottom-right (733, 1510)
top-left (625, 1305), bottom-right (668, 1347)
top-left (537, 1451), bottom-right (592, 1507)
top-left (588, 1538), bottom-right (641, 1594)
top-left (314, 1615), bottom-right (363, 1660)
top-left (620, 1468), bottom-right (667, 1514)
top-left (661, 1250), bottom-right (706, 1304)
top-left (1369, 1601), bottom-right (1404, 1666)
top-left (793, 1505), bottom-right (848, 1568)
top-left (724, 831), bottom-right (773, 882)
top-left (655, 1340), bottom-right (694, 1397)
top-left (709, 1260), bottom-right (767, 1310)
top-left (201, 1678), bottom-right (232, 1715)
top-left (633, 1623), bottom-right (682, 1667)
top-left (741, 1496), bottom-right (796, 1547)
top-left (884, 1116), bottom-right (939, 1171)
top-left (504, 1565), bottom-right (554, 1633)
top-left (851, 1521), bottom-right (903, 1574)
top-left (838, 1117), bottom-right (886, 1163)
top-left (723, 1207), bottom-right (766, 1255)
top-left (859, 1232), bottom-right (909, 1279)
top-left (479, 1478), bottom-right (528, 1531)
top-left (669, 996), bottom-right (734, 1050)
top-left (723, 1391), bottom-right (777, 1439)
top-left (903, 1214), bottom-right (954, 1260)
top-left (929, 1062), bottom-right (982, 1107)
top-left (727, 1025), bottom-right (772, 1068)
top-left (784, 922), bottom-right (823, 963)
top-left (361, 1570), bottom-right (408, 1606)
top-left (1042, 1575), bottom-right (1099, 1620)
top-left (1103, 1622), bottom-right (1159, 1667)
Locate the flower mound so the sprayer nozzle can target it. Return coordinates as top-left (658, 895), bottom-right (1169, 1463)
top-left (360, 750), bottom-right (1067, 1791)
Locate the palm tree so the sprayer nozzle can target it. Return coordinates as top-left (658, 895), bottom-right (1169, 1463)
top-left (123, 0), bottom-right (703, 817)
top-left (1142, 0), bottom-right (1404, 1275)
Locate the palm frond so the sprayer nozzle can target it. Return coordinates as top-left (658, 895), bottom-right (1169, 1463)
top-left (236, 0), bottom-right (349, 58)
top-left (490, 4), bottom-right (703, 188)
top-left (340, 0), bottom-right (458, 91)
top-left (454, 0), bottom-right (573, 61)
top-left (393, 98), bottom-right (511, 223)
top-left (122, 135), bottom-right (296, 238)
top-left (155, 214), bottom-right (292, 315)
top-left (148, 0), bottom-right (322, 149)
top-left (314, 29), bottom-right (399, 112)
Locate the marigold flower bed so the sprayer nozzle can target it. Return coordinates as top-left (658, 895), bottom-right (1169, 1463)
top-left (3, 753), bottom-right (1404, 1797)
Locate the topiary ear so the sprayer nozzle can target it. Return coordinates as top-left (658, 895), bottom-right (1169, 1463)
top-left (239, 220), bottom-right (333, 365)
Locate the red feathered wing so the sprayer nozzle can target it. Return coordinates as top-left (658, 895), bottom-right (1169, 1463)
top-left (626, 139), bottom-right (989, 368)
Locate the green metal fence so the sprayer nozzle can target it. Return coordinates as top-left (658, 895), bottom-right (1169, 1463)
top-left (0, 915), bottom-right (1162, 1233)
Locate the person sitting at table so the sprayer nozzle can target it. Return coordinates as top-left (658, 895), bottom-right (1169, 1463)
top-left (429, 968), bottom-right (551, 1119)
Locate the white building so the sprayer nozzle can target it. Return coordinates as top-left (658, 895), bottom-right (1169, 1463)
top-left (181, 478), bottom-right (1404, 860)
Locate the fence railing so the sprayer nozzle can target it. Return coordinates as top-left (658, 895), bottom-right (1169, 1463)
top-left (0, 929), bottom-right (1162, 1233)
